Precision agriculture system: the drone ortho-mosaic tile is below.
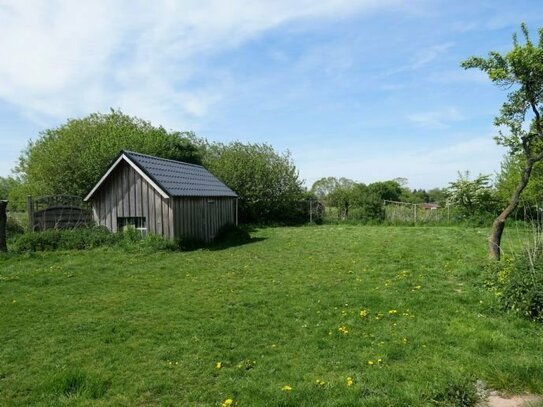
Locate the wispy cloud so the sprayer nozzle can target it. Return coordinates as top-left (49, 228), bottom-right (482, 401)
top-left (406, 107), bottom-right (463, 129)
top-left (410, 42), bottom-right (455, 69)
top-left (0, 0), bottom-right (406, 128)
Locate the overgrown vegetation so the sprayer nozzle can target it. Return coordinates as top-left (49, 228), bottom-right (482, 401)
top-left (1, 226), bottom-right (543, 406)
top-left (485, 229), bottom-right (543, 322)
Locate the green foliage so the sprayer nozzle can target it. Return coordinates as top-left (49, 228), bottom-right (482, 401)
top-left (446, 171), bottom-right (498, 218)
top-left (432, 378), bottom-right (480, 407)
top-left (13, 110), bottom-right (201, 198)
top-left (496, 154), bottom-right (543, 217)
top-left (10, 227), bottom-right (178, 253)
top-left (201, 141), bottom-right (305, 223)
top-left (6, 216), bottom-right (25, 237)
top-left (485, 237), bottom-right (543, 322)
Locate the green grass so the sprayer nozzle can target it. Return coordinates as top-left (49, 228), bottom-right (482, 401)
top-left (1, 225), bottom-right (542, 406)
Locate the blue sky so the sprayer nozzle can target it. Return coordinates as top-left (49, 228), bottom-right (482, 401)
top-left (1, 0), bottom-right (542, 189)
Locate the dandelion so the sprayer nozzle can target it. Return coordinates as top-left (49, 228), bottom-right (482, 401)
top-left (359, 309), bottom-right (369, 318)
top-left (388, 310), bottom-right (398, 315)
top-left (338, 325), bottom-right (349, 334)
top-left (281, 385), bottom-right (292, 391)
top-left (346, 377), bottom-right (353, 386)
top-left (367, 360), bottom-right (374, 366)
top-left (315, 379), bottom-right (326, 386)
top-left (216, 362), bottom-right (222, 369)
top-left (221, 398), bottom-right (234, 407)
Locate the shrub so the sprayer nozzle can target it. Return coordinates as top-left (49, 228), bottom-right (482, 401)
top-left (485, 237), bottom-right (543, 322)
top-left (6, 216), bottom-right (25, 236)
top-left (10, 227), bottom-right (177, 253)
top-left (432, 378), bottom-right (480, 407)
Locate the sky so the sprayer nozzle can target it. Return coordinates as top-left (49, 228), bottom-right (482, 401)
top-left (1, 0), bottom-right (542, 190)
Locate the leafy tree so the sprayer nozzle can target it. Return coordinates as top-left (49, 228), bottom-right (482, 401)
top-left (311, 177), bottom-right (340, 201)
top-left (495, 154), bottom-right (543, 218)
top-left (14, 110), bottom-right (201, 198)
top-left (462, 24), bottom-right (543, 260)
top-left (202, 142), bottom-right (304, 223)
top-left (446, 172), bottom-right (497, 217)
top-left (368, 180), bottom-right (403, 202)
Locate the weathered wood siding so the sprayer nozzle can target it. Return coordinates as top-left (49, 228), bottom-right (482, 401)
top-left (91, 161), bottom-right (174, 238)
top-left (172, 197), bottom-right (235, 242)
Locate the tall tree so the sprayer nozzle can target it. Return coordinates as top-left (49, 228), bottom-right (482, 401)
top-left (14, 110), bottom-right (201, 198)
top-left (462, 24), bottom-right (543, 260)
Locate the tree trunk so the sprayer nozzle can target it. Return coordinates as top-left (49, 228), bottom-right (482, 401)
top-left (489, 159), bottom-right (534, 260)
top-left (0, 200), bottom-right (7, 253)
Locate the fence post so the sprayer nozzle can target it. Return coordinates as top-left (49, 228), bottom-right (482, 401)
top-left (413, 203), bottom-right (417, 224)
top-left (0, 200), bottom-right (7, 252)
top-left (26, 195), bottom-right (34, 232)
top-left (309, 200), bottom-right (313, 223)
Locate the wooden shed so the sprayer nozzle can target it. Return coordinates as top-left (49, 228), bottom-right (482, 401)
top-left (84, 151), bottom-right (238, 242)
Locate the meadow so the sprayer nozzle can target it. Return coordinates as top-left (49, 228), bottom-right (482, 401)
top-left (1, 225), bottom-right (542, 406)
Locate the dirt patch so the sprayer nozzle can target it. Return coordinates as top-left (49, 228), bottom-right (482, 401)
top-left (480, 393), bottom-right (542, 407)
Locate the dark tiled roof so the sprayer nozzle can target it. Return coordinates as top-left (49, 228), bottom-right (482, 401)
top-left (124, 151), bottom-right (237, 197)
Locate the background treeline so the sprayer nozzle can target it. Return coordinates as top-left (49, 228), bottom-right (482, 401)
top-left (1, 110), bottom-right (542, 226)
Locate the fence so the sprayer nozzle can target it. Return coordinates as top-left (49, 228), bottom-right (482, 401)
top-left (383, 200), bottom-right (451, 225)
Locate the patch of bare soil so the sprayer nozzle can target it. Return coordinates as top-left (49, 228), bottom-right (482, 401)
top-left (479, 392), bottom-right (542, 407)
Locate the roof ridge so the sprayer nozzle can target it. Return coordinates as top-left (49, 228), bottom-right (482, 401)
top-left (122, 150), bottom-right (205, 169)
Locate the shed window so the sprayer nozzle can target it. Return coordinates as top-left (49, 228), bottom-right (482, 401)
top-left (117, 217), bottom-right (147, 235)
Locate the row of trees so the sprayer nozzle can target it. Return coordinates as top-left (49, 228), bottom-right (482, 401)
top-left (1, 110), bottom-right (307, 224)
top-left (1, 109), bottom-right (541, 227)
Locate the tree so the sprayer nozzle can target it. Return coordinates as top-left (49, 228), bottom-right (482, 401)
top-left (14, 110), bottom-right (201, 198)
top-left (495, 154), bottom-right (543, 219)
top-left (201, 142), bottom-right (305, 223)
top-left (462, 24), bottom-right (543, 260)
top-left (446, 171), bottom-right (497, 217)
top-left (311, 177), bottom-right (340, 201)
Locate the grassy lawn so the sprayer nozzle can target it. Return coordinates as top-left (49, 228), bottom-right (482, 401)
top-left (1, 225), bottom-right (542, 406)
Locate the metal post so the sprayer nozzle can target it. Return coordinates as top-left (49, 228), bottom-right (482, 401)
top-left (413, 203), bottom-right (417, 224)
top-left (309, 200), bottom-right (313, 223)
top-left (26, 195), bottom-right (34, 232)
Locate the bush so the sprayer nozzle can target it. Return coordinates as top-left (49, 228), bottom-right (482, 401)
top-left (6, 216), bottom-right (25, 236)
top-left (432, 378), bottom-right (480, 407)
top-left (10, 227), bottom-right (177, 253)
top-left (485, 239), bottom-right (543, 322)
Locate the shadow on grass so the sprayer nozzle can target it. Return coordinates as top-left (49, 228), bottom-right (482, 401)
top-left (208, 236), bottom-right (267, 251)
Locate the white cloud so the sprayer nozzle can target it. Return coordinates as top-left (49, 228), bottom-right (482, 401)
top-left (410, 42), bottom-right (455, 69)
top-left (406, 107), bottom-right (463, 129)
top-left (0, 0), bottom-right (406, 128)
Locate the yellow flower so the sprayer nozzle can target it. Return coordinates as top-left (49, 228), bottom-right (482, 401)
top-left (338, 325), bottom-right (349, 334)
top-left (216, 362), bottom-right (222, 369)
top-left (221, 398), bottom-right (234, 407)
top-left (346, 377), bottom-right (353, 386)
top-left (359, 309), bottom-right (369, 318)
top-left (315, 379), bottom-right (326, 386)
top-left (368, 360), bottom-right (374, 365)
top-left (388, 309), bottom-right (398, 315)
top-left (402, 337), bottom-right (408, 344)
top-left (281, 385), bottom-right (293, 391)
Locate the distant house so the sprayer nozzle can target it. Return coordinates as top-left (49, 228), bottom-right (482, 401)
top-left (84, 151), bottom-right (238, 242)
top-left (421, 203), bottom-right (440, 210)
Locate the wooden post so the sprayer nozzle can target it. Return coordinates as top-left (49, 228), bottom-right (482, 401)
top-left (26, 195), bottom-right (34, 232)
top-left (0, 200), bottom-right (7, 252)
top-left (309, 200), bottom-right (313, 223)
top-left (235, 198), bottom-right (239, 226)
top-left (413, 203), bottom-right (417, 224)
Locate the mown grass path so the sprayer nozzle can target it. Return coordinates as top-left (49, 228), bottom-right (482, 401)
top-left (1, 226), bottom-right (542, 406)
